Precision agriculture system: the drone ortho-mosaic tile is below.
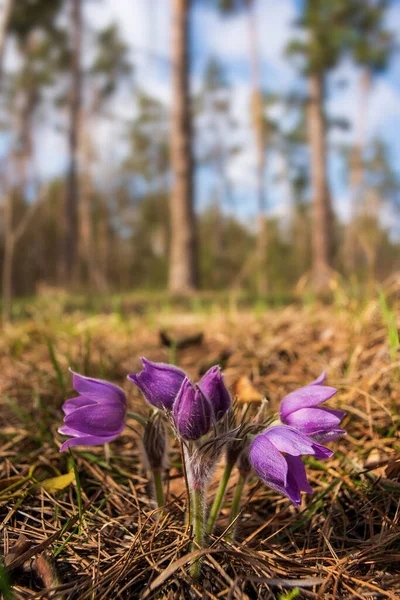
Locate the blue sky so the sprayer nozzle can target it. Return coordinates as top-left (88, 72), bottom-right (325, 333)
top-left (6, 0), bottom-right (400, 230)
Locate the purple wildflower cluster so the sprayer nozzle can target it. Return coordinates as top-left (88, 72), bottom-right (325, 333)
top-left (58, 361), bottom-right (345, 506)
top-left (129, 360), bottom-right (231, 440)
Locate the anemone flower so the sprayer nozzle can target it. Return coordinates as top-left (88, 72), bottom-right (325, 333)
top-left (58, 371), bottom-right (126, 452)
top-left (128, 358), bottom-right (186, 409)
top-left (249, 425), bottom-right (333, 505)
top-left (280, 373), bottom-right (345, 442)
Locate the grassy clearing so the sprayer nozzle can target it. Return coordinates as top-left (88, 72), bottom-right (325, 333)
top-left (1, 290), bottom-right (400, 599)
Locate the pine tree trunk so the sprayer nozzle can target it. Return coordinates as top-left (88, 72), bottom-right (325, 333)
top-left (168, 0), bottom-right (197, 293)
top-left (2, 193), bottom-right (13, 324)
top-left (248, 4), bottom-right (268, 295)
top-left (64, 0), bottom-right (82, 283)
top-left (345, 68), bottom-right (371, 274)
top-left (3, 64), bottom-right (36, 323)
top-left (0, 0), bottom-right (13, 82)
top-left (307, 73), bottom-right (332, 291)
top-left (79, 108), bottom-right (108, 292)
top-left (95, 194), bottom-right (110, 286)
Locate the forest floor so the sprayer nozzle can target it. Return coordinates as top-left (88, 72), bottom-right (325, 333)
top-left (0, 287), bottom-right (400, 599)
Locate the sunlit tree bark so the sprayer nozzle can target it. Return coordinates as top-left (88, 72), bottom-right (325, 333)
top-left (64, 0), bottom-right (82, 282)
top-left (2, 187), bottom-right (47, 324)
top-left (307, 73), bottom-right (332, 289)
top-left (247, 2), bottom-right (268, 295)
top-left (0, 0), bottom-right (13, 80)
top-left (168, 0), bottom-right (198, 293)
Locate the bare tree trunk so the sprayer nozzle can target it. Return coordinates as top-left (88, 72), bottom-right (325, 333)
top-left (3, 71), bottom-right (37, 324)
top-left (307, 73), bottom-right (332, 291)
top-left (0, 0), bottom-right (13, 82)
top-left (64, 0), bottom-right (82, 283)
top-left (79, 108), bottom-right (108, 292)
top-left (2, 187), bottom-right (47, 324)
top-left (345, 68), bottom-right (371, 274)
top-left (248, 4), bottom-right (268, 295)
top-left (16, 83), bottom-right (36, 198)
top-left (2, 192), bottom-right (13, 324)
top-left (168, 0), bottom-right (197, 293)
top-left (97, 199), bottom-right (109, 286)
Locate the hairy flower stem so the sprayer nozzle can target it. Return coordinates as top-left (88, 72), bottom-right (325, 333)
top-left (227, 474), bottom-right (247, 542)
top-left (152, 469), bottom-right (164, 508)
top-left (206, 462), bottom-right (233, 534)
top-left (180, 440), bottom-right (191, 531)
top-left (190, 488), bottom-right (205, 581)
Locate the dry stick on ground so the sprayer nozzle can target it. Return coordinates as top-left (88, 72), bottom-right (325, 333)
top-left (4, 493), bottom-right (99, 572)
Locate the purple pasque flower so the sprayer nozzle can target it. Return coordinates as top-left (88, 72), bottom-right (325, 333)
top-left (249, 425), bottom-right (333, 506)
top-left (280, 372), bottom-right (346, 443)
top-left (58, 370), bottom-right (127, 452)
top-left (128, 358), bottom-right (186, 409)
top-left (173, 378), bottom-right (213, 440)
top-left (198, 366), bottom-right (231, 420)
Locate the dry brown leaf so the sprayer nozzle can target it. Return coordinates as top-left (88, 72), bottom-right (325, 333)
top-left (233, 376), bottom-right (264, 403)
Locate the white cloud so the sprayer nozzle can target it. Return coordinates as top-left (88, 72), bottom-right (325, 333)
top-left (85, 0), bottom-right (172, 86)
top-left (368, 79), bottom-right (400, 138)
top-left (327, 58), bottom-right (400, 148)
top-left (193, 0), bottom-right (297, 89)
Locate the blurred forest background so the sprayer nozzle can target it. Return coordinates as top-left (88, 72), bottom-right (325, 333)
top-left (1, 0), bottom-right (400, 322)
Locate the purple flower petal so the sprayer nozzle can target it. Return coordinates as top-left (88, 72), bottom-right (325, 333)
top-left (62, 396), bottom-right (97, 415)
top-left (285, 455), bottom-right (313, 504)
top-left (310, 428), bottom-right (346, 443)
top-left (280, 385), bottom-right (337, 419)
top-left (284, 407), bottom-right (344, 435)
top-left (309, 442), bottom-right (333, 460)
top-left (59, 428), bottom-right (124, 452)
top-left (128, 358), bottom-right (186, 409)
top-left (198, 366), bottom-right (231, 420)
top-left (173, 378), bottom-right (212, 440)
top-left (309, 371), bottom-right (327, 386)
top-left (59, 371), bottom-right (127, 453)
top-left (264, 425), bottom-right (333, 460)
top-left (324, 408), bottom-right (346, 420)
top-left (249, 425), bottom-right (330, 506)
top-left (58, 425), bottom-right (82, 436)
top-left (249, 435), bottom-right (314, 506)
top-left (249, 435), bottom-right (288, 488)
top-left (70, 370), bottom-right (126, 405)
top-left (64, 401), bottom-right (126, 436)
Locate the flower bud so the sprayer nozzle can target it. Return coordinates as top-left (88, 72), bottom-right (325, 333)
top-left (142, 412), bottom-right (168, 471)
top-left (237, 449), bottom-right (252, 479)
top-left (128, 358), bottom-right (186, 409)
top-left (173, 378), bottom-right (212, 440)
top-left (198, 366), bottom-right (231, 421)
